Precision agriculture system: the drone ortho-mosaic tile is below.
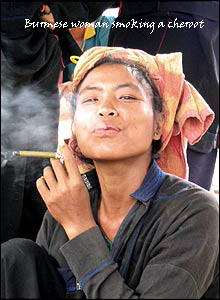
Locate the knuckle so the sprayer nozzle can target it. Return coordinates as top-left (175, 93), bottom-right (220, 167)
top-left (59, 186), bottom-right (68, 196)
top-left (71, 181), bottom-right (85, 193)
top-left (57, 181), bottom-right (70, 197)
top-left (46, 192), bottom-right (58, 205)
top-left (48, 196), bottom-right (57, 204)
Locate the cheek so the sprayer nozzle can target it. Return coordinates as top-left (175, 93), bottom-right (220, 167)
top-left (73, 109), bottom-right (93, 146)
top-left (130, 108), bottom-right (154, 134)
top-left (73, 108), bottom-right (91, 131)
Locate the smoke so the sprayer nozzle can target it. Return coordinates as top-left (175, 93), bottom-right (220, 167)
top-left (1, 79), bottom-right (60, 179)
top-left (1, 82), bottom-right (59, 152)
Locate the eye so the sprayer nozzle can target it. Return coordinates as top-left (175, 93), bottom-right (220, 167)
top-left (119, 95), bottom-right (138, 101)
top-left (82, 98), bottom-right (98, 103)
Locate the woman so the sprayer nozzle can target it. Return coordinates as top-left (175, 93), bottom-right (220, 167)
top-left (1, 47), bottom-right (219, 299)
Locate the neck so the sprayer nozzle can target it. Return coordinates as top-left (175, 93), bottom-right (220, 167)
top-left (95, 153), bottom-right (151, 241)
top-left (95, 153), bottom-right (151, 217)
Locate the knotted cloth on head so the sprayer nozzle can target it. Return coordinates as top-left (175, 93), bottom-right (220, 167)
top-left (69, 46), bottom-right (214, 178)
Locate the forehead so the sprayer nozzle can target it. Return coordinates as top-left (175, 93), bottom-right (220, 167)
top-left (78, 63), bottom-right (145, 90)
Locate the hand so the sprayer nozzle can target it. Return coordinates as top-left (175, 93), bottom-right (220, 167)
top-left (36, 143), bottom-right (96, 239)
top-left (39, 5), bottom-right (55, 30)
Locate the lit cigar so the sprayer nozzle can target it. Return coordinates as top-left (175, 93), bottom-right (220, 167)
top-left (1, 150), bottom-right (64, 168)
top-left (13, 150), bottom-right (62, 159)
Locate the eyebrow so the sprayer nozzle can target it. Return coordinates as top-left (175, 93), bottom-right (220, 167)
top-left (78, 86), bottom-right (102, 96)
top-left (78, 82), bottom-right (141, 96)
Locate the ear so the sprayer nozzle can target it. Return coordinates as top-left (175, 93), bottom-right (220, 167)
top-left (153, 112), bottom-right (164, 141)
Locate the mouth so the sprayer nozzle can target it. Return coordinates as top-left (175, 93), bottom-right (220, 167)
top-left (92, 122), bottom-right (121, 136)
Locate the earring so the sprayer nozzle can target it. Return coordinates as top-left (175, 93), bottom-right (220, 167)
top-left (154, 132), bottom-right (159, 137)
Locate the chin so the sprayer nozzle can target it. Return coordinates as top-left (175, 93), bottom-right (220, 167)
top-left (81, 150), bottom-right (123, 162)
top-left (80, 143), bottom-right (119, 158)
top-left (79, 144), bottom-right (150, 162)
top-left (82, 151), bottom-right (142, 163)
top-left (83, 153), bottom-right (119, 161)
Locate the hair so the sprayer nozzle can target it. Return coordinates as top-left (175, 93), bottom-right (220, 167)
top-left (70, 56), bottom-right (163, 163)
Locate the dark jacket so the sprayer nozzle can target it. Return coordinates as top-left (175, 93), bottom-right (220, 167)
top-left (36, 161), bottom-right (219, 298)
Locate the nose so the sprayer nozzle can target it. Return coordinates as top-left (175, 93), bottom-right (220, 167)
top-left (98, 108), bottom-right (118, 117)
top-left (97, 100), bottom-right (118, 118)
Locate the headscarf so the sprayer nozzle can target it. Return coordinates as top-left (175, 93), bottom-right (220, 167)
top-left (68, 46), bottom-right (214, 178)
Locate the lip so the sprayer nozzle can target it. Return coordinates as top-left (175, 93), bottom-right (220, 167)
top-left (92, 122), bottom-right (121, 136)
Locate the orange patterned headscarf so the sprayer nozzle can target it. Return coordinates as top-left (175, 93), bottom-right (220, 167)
top-left (69, 46), bottom-right (214, 178)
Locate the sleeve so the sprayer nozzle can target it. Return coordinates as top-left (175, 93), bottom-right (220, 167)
top-left (60, 192), bottom-right (219, 298)
top-left (36, 210), bottom-right (73, 270)
top-left (60, 226), bottom-right (140, 298)
top-left (36, 210), bottom-right (53, 251)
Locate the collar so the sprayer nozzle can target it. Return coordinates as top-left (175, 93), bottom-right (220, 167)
top-left (83, 23), bottom-right (96, 40)
top-left (130, 160), bottom-right (165, 203)
top-left (82, 160), bottom-right (165, 203)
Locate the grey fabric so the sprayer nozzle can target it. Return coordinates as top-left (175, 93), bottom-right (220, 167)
top-left (36, 163), bottom-right (219, 298)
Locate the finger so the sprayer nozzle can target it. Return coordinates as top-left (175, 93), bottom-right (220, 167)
top-left (43, 166), bottom-right (58, 190)
top-left (50, 157), bottom-right (67, 185)
top-left (59, 144), bottom-right (81, 180)
top-left (36, 176), bottom-right (50, 199)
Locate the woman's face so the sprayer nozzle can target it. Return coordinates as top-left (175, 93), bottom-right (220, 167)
top-left (73, 63), bottom-right (162, 162)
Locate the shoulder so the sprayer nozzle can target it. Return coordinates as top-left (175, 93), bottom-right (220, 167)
top-left (148, 174), bottom-right (219, 264)
top-left (153, 174), bottom-right (219, 225)
top-left (161, 174), bottom-right (218, 205)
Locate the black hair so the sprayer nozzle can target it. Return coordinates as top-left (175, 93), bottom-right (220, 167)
top-left (71, 56), bottom-right (163, 163)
